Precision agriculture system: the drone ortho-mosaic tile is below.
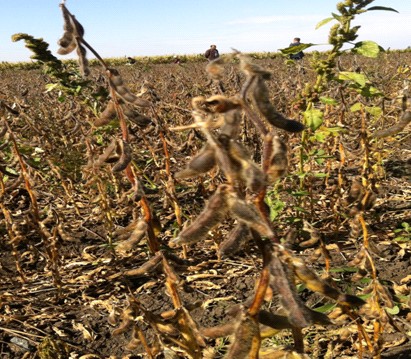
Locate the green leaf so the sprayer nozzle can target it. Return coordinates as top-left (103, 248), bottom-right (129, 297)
top-left (361, 85), bottom-right (383, 97)
top-left (329, 267), bottom-right (358, 273)
top-left (319, 96), bottom-right (338, 105)
top-left (331, 12), bottom-right (342, 21)
top-left (350, 103), bottom-right (362, 112)
top-left (394, 236), bottom-right (410, 242)
top-left (304, 108), bottom-right (324, 131)
top-left (267, 198), bottom-right (285, 221)
top-left (338, 71), bottom-right (367, 87)
top-left (279, 43), bottom-right (316, 55)
top-left (326, 126), bottom-right (346, 133)
top-left (352, 41), bottom-right (382, 58)
top-left (365, 106), bottom-right (382, 117)
top-left (5, 167), bottom-right (18, 176)
top-left (313, 303), bottom-right (337, 313)
top-left (312, 132), bottom-right (327, 143)
top-left (45, 83), bottom-right (59, 92)
top-left (385, 306), bottom-right (400, 315)
top-left (315, 17), bottom-right (334, 29)
top-left (367, 6), bottom-right (399, 13)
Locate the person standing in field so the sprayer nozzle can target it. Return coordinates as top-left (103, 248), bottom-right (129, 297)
top-left (289, 37), bottom-right (304, 60)
top-left (205, 44), bottom-right (219, 61)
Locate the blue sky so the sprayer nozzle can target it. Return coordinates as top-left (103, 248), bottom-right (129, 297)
top-left (1, 0), bottom-right (410, 63)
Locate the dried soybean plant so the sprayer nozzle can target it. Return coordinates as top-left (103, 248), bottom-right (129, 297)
top-left (167, 52), bottom-right (365, 357)
top-left (53, 2), bottom-right (210, 356)
top-left (56, 1), bottom-right (164, 253)
top-left (0, 101), bottom-right (65, 299)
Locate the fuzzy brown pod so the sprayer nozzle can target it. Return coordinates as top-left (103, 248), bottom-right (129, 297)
top-left (57, 34), bottom-right (76, 55)
top-left (208, 134), bottom-right (243, 183)
top-left (376, 281), bottom-right (395, 309)
top-left (378, 109), bottom-right (411, 137)
top-left (358, 190), bottom-right (376, 211)
top-left (205, 57), bottom-right (225, 80)
top-left (169, 185), bottom-right (229, 247)
top-left (269, 255), bottom-right (330, 328)
top-left (142, 310), bottom-right (180, 337)
top-left (121, 252), bottom-right (163, 278)
top-left (258, 311), bottom-right (294, 331)
top-left (115, 219), bottom-right (147, 254)
top-left (346, 180), bottom-right (364, 204)
top-left (266, 136), bottom-right (288, 182)
top-left (84, 139), bottom-right (117, 170)
top-left (237, 53), bottom-right (272, 79)
top-left (112, 140), bottom-right (132, 172)
top-left (191, 95), bottom-right (241, 114)
top-left (227, 193), bottom-right (273, 238)
top-left (57, 4), bottom-right (76, 54)
top-left (200, 322), bottom-right (236, 339)
top-left (175, 144), bottom-right (216, 179)
top-left (173, 307), bottom-right (207, 352)
top-left (204, 95), bottom-right (243, 113)
top-left (218, 222), bottom-right (252, 258)
top-left (258, 310), bottom-right (330, 331)
top-left (107, 69), bottom-right (152, 107)
top-left (94, 100), bottom-right (117, 127)
top-left (58, 4), bottom-right (89, 75)
top-left (299, 221), bottom-right (320, 248)
top-left (290, 257), bottom-right (365, 307)
top-left (0, 121), bottom-right (7, 139)
top-left (227, 139), bottom-right (267, 192)
top-left (220, 109), bottom-right (242, 138)
top-left (191, 96), bottom-right (208, 112)
top-left (112, 306), bottom-right (135, 336)
top-left (125, 326), bottom-right (141, 351)
top-left (122, 105), bottom-right (152, 127)
top-left (225, 311), bottom-right (261, 359)
top-left (76, 42), bottom-right (90, 77)
top-left (59, 4), bottom-right (84, 39)
top-left (251, 77), bottom-right (305, 132)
